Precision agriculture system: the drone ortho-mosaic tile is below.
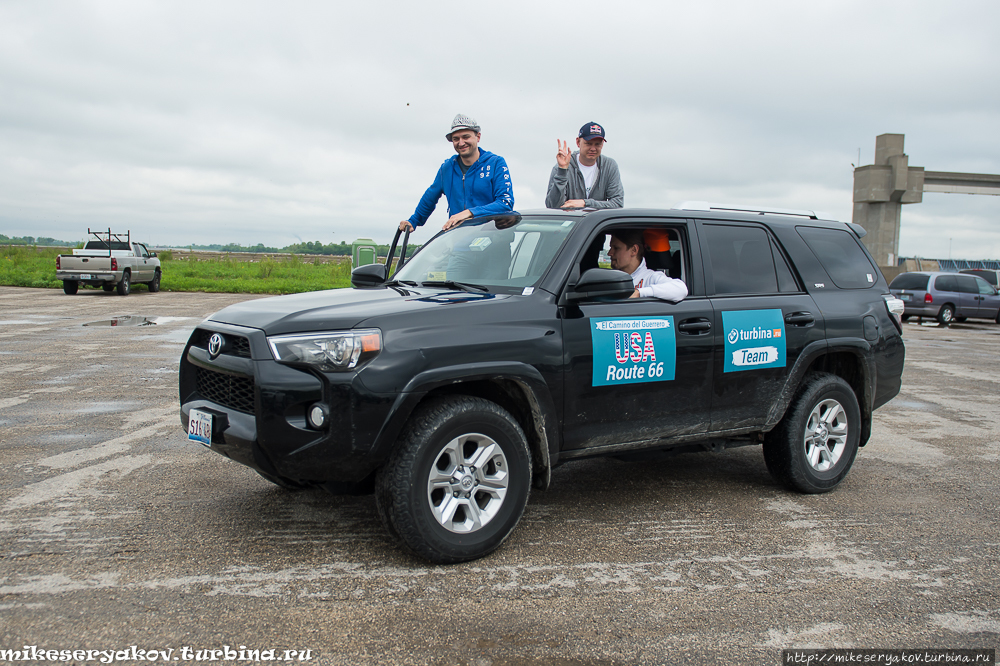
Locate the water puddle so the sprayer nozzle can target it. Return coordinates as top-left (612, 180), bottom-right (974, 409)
top-left (84, 316), bottom-right (159, 327)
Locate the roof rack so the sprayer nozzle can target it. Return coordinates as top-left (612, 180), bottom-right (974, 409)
top-left (672, 201), bottom-right (834, 221)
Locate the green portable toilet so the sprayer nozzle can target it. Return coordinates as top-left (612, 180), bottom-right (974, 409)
top-left (351, 238), bottom-right (377, 268)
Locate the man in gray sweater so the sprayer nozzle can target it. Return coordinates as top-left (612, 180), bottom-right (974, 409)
top-left (545, 122), bottom-right (624, 209)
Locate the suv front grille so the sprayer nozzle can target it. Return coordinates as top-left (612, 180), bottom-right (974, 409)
top-left (190, 328), bottom-right (252, 358)
top-left (196, 366), bottom-right (255, 414)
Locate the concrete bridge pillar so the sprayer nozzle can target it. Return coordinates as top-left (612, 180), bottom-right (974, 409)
top-left (852, 134), bottom-right (924, 267)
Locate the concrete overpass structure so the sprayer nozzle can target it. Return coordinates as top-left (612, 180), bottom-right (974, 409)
top-left (852, 134), bottom-right (1000, 267)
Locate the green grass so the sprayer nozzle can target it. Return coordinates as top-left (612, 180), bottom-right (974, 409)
top-left (0, 246), bottom-right (353, 294)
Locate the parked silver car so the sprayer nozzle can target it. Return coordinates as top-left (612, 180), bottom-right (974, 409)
top-left (960, 268), bottom-right (1000, 288)
top-left (889, 271), bottom-right (1000, 325)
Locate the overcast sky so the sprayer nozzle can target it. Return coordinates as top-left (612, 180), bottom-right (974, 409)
top-left (1, 1), bottom-right (998, 259)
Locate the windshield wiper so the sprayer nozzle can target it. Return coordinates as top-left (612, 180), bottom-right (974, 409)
top-left (384, 279), bottom-right (418, 287)
top-left (421, 280), bottom-right (490, 293)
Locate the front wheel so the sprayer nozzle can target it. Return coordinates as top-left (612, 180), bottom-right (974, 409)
top-left (62, 280), bottom-right (78, 295)
top-left (763, 372), bottom-right (860, 494)
top-left (937, 304), bottom-right (954, 326)
top-left (376, 396), bottom-right (532, 564)
top-left (116, 270), bottom-right (131, 296)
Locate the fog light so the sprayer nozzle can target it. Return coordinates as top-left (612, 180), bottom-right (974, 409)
top-left (307, 403), bottom-right (329, 429)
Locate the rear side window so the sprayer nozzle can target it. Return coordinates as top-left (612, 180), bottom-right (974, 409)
top-left (889, 273), bottom-right (929, 290)
top-left (796, 227), bottom-right (879, 289)
top-left (704, 224), bottom-right (779, 295)
top-left (934, 275), bottom-right (959, 293)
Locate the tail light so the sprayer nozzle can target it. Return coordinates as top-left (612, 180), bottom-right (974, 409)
top-left (924, 293), bottom-right (933, 303)
top-left (111, 258), bottom-right (118, 271)
top-left (56, 256), bottom-right (61, 269)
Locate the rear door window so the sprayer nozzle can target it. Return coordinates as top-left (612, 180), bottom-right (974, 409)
top-left (703, 224), bottom-right (779, 295)
top-left (796, 227), bottom-right (879, 289)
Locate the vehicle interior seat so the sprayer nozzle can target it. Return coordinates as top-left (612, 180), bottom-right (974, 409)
top-left (643, 229), bottom-right (682, 279)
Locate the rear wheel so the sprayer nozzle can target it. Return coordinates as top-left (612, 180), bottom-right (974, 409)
top-left (954, 316), bottom-right (967, 323)
top-left (376, 396), bottom-right (532, 564)
top-left (763, 372), bottom-right (860, 494)
top-left (62, 280), bottom-right (78, 295)
top-left (148, 269), bottom-right (161, 292)
top-left (936, 304), bottom-right (954, 326)
top-left (116, 270), bottom-right (131, 296)
top-left (102, 284), bottom-right (115, 292)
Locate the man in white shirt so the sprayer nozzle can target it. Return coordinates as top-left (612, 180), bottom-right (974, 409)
top-left (545, 122), bottom-right (624, 209)
top-left (608, 230), bottom-right (688, 302)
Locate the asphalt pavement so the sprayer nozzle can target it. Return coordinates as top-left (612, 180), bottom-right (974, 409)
top-left (0, 286), bottom-right (997, 665)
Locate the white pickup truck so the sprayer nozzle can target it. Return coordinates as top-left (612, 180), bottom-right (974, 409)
top-left (55, 230), bottom-right (161, 296)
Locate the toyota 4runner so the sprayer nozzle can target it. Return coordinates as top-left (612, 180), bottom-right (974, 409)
top-left (179, 204), bottom-right (906, 563)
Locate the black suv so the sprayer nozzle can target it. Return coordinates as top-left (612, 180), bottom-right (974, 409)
top-left (180, 204), bottom-right (906, 563)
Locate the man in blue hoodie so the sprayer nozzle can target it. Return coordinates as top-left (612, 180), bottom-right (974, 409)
top-left (399, 114), bottom-right (514, 234)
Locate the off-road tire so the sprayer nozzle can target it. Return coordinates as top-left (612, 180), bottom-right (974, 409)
top-left (763, 372), bottom-right (860, 494)
top-left (116, 270), bottom-right (131, 296)
top-left (62, 280), bottom-right (78, 295)
top-left (375, 396), bottom-right (532, 564)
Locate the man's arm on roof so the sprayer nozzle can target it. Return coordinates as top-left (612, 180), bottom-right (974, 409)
top-left (408, 161), bottom-right (448, 227)
top-left (545, 164), bottom-right (569, 209)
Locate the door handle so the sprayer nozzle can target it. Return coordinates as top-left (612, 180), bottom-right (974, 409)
top-left (784, 311), bottom-right (815, 326)
top-left (678, 318), bottom-right (712, 334)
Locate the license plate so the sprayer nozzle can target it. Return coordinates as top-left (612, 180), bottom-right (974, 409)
top-left (79, 274), bottom-right (92, 280)
top-left (899, 294), bottom-right (911, 301)
top-left (188, 409), bottom-right (213, 447)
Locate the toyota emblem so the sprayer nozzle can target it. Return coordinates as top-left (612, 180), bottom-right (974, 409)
top-left (208, 333), bottom-right (224, 359)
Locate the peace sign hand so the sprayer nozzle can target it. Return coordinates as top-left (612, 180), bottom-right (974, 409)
top-left (556, 139), bottom-right (571, 169)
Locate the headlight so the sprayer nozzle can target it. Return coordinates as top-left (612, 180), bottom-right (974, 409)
top-left (267, 329), bottom-right (382, 372)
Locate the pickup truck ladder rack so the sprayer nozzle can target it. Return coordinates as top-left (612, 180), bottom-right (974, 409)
top-left (87, 228), bottom-right (131, 256)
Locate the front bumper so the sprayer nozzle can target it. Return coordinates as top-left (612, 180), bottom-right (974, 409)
top-left (179, 322), bottom-right (396, 486)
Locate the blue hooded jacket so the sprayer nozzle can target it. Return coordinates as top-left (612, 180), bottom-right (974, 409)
top-left (407, 149), bottom-right (514, 227)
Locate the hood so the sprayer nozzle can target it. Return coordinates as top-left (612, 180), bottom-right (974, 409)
top-left (208, 286), bottom-right (509, 335)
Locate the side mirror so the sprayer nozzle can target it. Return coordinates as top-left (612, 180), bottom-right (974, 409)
top-left (566, 268), bottom-right (635, 301)
top-left (351, 263), bottom-right (388, 288)
top-left (148, 251), bottom-right (157, 258)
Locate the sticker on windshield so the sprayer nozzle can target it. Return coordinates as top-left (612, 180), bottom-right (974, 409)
top-left (723, 309), bottom-right (785, 373)
top-left (591, 317), bottom-right (676, 386)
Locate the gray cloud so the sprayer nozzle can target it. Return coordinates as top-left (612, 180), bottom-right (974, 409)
top-left (1, 0), bottom-right (998, 260)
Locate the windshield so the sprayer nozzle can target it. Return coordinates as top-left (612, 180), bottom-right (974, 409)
top-left (394, 214), bottom-right (577, 292)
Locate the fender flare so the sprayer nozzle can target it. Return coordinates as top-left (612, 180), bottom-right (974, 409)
top-left (368, 362), bottom-right (561, 487)
top-left (765, 339), bottom-right (875, 440)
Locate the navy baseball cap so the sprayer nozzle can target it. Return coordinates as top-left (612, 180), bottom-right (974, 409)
top-left (578, 122), bottom-right (606, 141)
